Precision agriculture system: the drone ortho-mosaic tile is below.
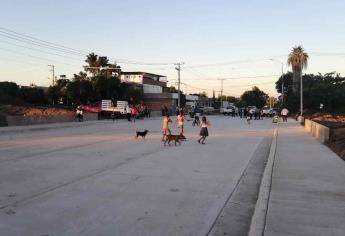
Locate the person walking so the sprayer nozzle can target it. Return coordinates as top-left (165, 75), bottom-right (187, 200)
top-left (198, 116), bottom-right (210, 144)
top-left (175, 111), bottom-right (185, 135)
top-left (281, 107), bottom-right (289, 122)
top-left (76, 109), bottom-right (83, 122)
top-left (131, 106), bottom-right (139, 123)
top-left (162, 114), bottom-right (172, 141)
top-left (192, 111), bottom-right (200, 127)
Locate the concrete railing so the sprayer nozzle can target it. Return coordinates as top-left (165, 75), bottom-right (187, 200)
top-left (304, 119), bottom-right (330, 144)
top-left (5, 113), bottom-right (98, 126)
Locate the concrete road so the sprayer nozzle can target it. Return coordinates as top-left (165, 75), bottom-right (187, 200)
top-left (0, 116), bottom-right (275, 236)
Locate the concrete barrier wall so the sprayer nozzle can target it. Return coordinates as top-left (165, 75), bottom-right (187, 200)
top-left (304, 119), bottom-right (330, 144)
top-left (5, 113), bottom-right (98, 126)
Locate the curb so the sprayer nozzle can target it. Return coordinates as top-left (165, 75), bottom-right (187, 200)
top-left (248, 127), bottom-right (278, 236)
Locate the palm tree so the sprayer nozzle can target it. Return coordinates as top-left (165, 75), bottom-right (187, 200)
top-left (85, 53), bottom-right (115, 77)
top-left (73, 71), bottom-right (88, 81)
top-left (287, 46), bottom-right (309, 94)
top-left (85, 52), bottom-right (100, 77)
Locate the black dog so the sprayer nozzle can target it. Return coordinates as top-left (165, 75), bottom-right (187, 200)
top-left (135, 129), bottom-right (148, 139)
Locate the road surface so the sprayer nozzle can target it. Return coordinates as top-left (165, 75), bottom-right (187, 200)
top-left (0, 116), bottom-right (275, 236)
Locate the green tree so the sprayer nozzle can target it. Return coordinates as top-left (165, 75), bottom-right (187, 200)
top-left (19, 87), bottom-right (46, 104)
top-left (92, 76), bottom-right (121, 100)
top-left (0, 82), bottom-right (19, 104)
top-left (266, 96), bottom-right (279, 108)
top-left (123, 86), bottom-right (144, 105)
top-left (168, 86), bottom-right (178, 93)
top-left (66, 78), bottom-right (94, 105)
top-left (276, 72), bottom-right (345, 114)
top-left (287, 46), bottom-right (309, 94)
top-left (240, 86), bottom-right (269, 108)
top-left (85, 52), bottom-right (100, 77)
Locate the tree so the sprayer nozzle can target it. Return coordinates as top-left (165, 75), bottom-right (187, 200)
top-left (73, 71), bottom-right (88, 81)
top-left (92, 76), bottom-right (121, 100)
top-left (168, 86), bottom-right (178, 93)
top-left (266, 96), bottom-right (279, 108)
top-left (122, 86), bottom-right (144, 105)
top-left (240, 86), bottom-right (269, 108)
top-left (218, 96), bottom-right (239, 103)
top-left (287, 46), bottom-right (309, 94)
top-left (66, 79), bottom-right (94, 105)
top-left (0, 82), bottom-right (19, 104)
top-left (85, 52), bottom-right (100, 77)
top-left (84, 53), bottom-right (121, 78)
top-left (276, 72), bottom-right (345, 114)
top-left (18, 87), bottom-right (46, 104)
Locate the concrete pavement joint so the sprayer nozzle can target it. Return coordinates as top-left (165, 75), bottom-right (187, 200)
top-left (0, 136), bottom-right (125, 163)
top-left (248, 127), bottom-right (278, 236)
top-left (0, 146), bottom-right (165, 210)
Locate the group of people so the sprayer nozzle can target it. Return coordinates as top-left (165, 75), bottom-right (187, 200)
top-left (162, 111), bottom-right (210, 145)
top-left (238, 108), bottom-right (264, 120)
top-left (126, 105), bottom-right (151, 122)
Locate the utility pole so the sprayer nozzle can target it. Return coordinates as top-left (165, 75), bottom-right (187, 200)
top-left (48, 64), bottom-right (55, 86)
top-left (175, 62), bottom-right (184, 109)
top-left (218, 79), bottom-right (226, 109)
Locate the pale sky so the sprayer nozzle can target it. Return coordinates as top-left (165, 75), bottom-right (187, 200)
top-left (1, 0), bottom-right (345, 97)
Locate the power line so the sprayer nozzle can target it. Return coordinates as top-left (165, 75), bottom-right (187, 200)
top-left (223, 80), bottom-right (276, 88)
top-left (0, 27), bottom-right (178, 66)
top-left (171, 74), bottom-right (280, 81)
top-left (0, 27), bottom-right (87, 55)
top-left (0, 47), bottom-right (75, 66)
top-left (183, 57), bottom-right (286, 68)
top-left (0, 39), bottom-right (84, 61)
top-left (0, 31), bottom-right (86, 56)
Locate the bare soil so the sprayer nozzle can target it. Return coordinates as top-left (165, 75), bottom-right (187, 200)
top-left (311, 114), bottom-right (345, 161)
top-left (0, 105), bottom-right (74, 116)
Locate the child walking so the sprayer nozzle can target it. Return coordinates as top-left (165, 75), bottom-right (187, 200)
top-left (175, 111), bottom-right (185, 135)
top-left (162, 114), bottom-right (172, 141)
top-left (198, 116), bottom-right (210, 144)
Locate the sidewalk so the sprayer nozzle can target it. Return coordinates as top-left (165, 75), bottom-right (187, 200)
top-left (264, 121), bottom-right (345, 236)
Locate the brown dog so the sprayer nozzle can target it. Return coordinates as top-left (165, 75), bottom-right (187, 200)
top-left (164, 134), bottom-right (186, 146)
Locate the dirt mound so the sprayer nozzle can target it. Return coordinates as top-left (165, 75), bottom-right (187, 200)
top-left (311, 114), bottom-right (345, 128)
top-left (0, 105), bottom-right (74, 116)
top-left (310, 114), bottom-right (345, 161)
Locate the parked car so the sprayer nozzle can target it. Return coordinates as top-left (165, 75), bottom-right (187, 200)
top-left (199, 106), bottom-right (215, 114)
top-left (221, 106), bottom-right (235, 115)
top-left (247, 106), bottom-right (257, 114)
top-left (262, 107), bottom-right (271, 117)
top-left (269, 108), bottom-right (279, 117)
